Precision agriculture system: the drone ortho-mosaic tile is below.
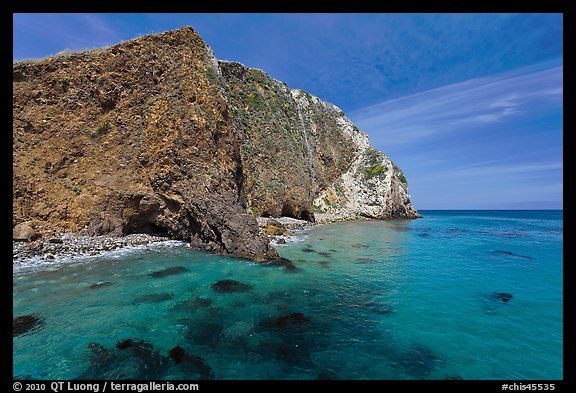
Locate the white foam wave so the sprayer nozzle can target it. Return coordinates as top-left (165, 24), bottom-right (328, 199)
top-left (13, 240), bottom-right (186, 276)
top-left (270, 233), bottom-right (309, 246)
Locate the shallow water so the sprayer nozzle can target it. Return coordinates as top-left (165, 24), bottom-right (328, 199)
top-left (13, 210), bottom-right (563, 380)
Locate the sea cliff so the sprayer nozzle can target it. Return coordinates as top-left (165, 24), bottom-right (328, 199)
top-left (13, 27), bottom-right (419, 261)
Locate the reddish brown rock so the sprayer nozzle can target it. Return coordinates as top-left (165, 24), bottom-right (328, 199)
top-left (13, 222), bottom-right (40, 242)
top-left (12, 27), bottom-right (275, 261)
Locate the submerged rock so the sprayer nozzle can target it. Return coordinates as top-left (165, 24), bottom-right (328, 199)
top-left (355, 257), bottom-right (375, 263)
top-left (390, 225), bottom-right (411, 232)
top-left (116, 338), bottom-right (136, 350)
top-left (260, 312), bottom-right (311, 330)
top-left (264, 257), bottom-right (301, 272)
top-left (87, 281), bottom-right (113, 290)
top-left (494, 250), bottom-right (533, 259)
top-left (255, 340), bottom-right (312, 367)
top-left (191, 298), bottom-right (214, 307)
top-left (168, 345), bottom-right (186, 364)
top-left (13, 315), bottom-right (45, 337)
top-left (361, 301), bottom-right (395, 316)
top-left (493, 292), bottom-right (514, 303)
top-left (318, 260), bottom-right (330, 268)
top-left (273, 343), bottom-right (304, 363)
top-left (77, 339), bottom-right (168, 379)
top-left (188, 322), bottom-right (224, 346)
top-left (168, 345), bottom-right (214, 380)
top-left (149, 266), bottom-right (189, 278)
top-left (392, 344), bottom-right (444, 378)
top-left (275, 312), bottom-right (309, 327)
top-left (172, 297), bottom-right (214, 311)
top-left (211, 279), bottom-right (253, 293)
top-left (132, 293), bottom-right (175, 304)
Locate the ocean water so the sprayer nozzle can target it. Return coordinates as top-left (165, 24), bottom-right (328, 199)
top-left (13, 210), bottom-right (563, 380)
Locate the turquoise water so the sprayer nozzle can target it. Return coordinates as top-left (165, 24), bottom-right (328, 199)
top-left (13, 210), bottom-right (563, 380)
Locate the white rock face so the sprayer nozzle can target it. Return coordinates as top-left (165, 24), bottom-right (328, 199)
top-left (291, 88), bottom-right (420, 220)
top-left (312, 131), bottom-right (420, 220)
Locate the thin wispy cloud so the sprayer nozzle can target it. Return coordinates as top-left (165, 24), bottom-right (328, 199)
top-left (78, 13), bottom-right (123, 43)
top-left (349, 63), bottom-right (563, 145)
top-left (422, 161), bottom-right (563, 183)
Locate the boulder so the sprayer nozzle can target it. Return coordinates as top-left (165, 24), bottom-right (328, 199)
top-left (266, 224), bottom-right (288, 236)
top-left (13, 222), bottom-right (40, 242)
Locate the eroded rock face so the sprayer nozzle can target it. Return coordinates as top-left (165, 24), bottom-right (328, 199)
top-left (313, 147), bottom-right (420, 219)
top-left (13, 26), bottom-right (419, 262)
top-left (12, 27), bottom-right (275, 261)
top-left (220, 62), bottom-right (420, 221)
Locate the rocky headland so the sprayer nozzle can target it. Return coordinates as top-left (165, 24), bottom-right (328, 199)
top-left (13, 26), bottom-right (420, 264)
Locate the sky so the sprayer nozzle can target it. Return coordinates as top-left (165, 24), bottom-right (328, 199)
top-left (13, 13), bottom-right (563, 210)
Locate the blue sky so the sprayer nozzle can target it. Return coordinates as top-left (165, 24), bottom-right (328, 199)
top-left (13, 13), bottom-right (563, 209)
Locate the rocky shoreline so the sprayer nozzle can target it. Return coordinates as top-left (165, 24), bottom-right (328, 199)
top-left (13, 214), bottom-right (365, 271)
top-left (256, 213), bottom-right (370, 244)
top-left (13, 233), bottom-right (177, 267)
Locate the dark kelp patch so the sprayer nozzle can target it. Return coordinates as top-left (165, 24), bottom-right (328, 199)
top-left (494, 250), bottom-right (533, 259)
top-left (168, 345), bottom-right (214, 380)
top-left (13, 315), bottom-right (45, 337)
top-left (492, 292), bottom-right (514, 303)
top-left (263, 257), bottom-right (301, 273)
top-left (211, 279), bottom-right (253, 293)
top-left (149, 266), bottom-right (189, 278)
top-left (77, 339), bottom-right (168, 379)
top-left (87, 281), bottom-right (113, 290)
top-left (391, 344), bottom-right (444, 378)
top-left (132, 293), bottom-right (175, 304)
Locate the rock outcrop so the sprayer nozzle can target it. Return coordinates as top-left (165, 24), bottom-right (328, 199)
top-left (12, 26), bottom-right (420, 261)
